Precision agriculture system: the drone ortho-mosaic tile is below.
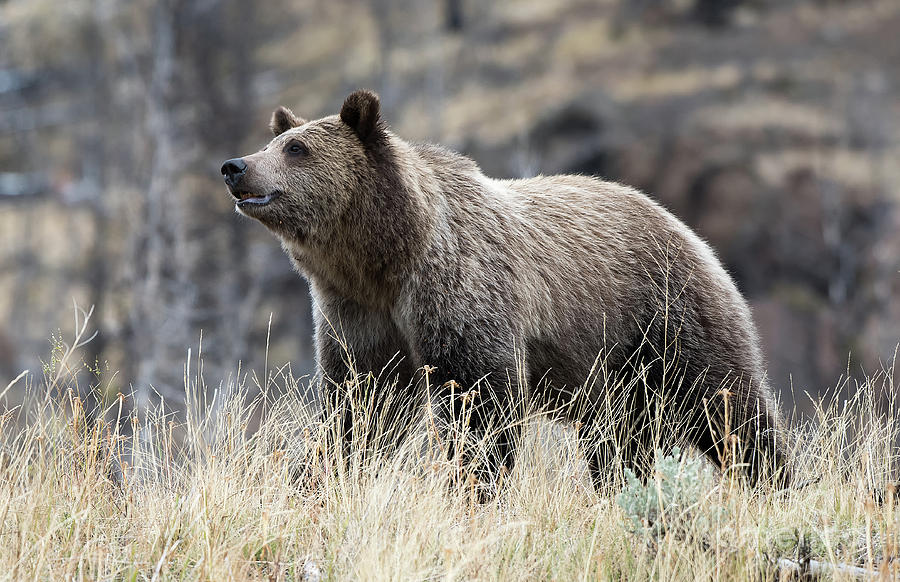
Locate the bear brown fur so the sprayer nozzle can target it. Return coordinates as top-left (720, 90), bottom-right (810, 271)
top-left (221, 89), bottom-right (791, 489)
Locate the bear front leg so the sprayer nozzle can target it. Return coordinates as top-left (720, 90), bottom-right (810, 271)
top-left (313, 320), bottom-right (356, 466)
top-left (312, 294), bottom-right (417, 466)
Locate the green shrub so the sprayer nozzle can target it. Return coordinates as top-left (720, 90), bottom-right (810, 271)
top-left (616, 447), bottom-right (718, 540)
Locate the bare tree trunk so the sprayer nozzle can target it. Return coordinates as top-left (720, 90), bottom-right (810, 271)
top-left (79, 1), bottom-right (114, 423)
top-left (131, 0), bottom-right (189, 410)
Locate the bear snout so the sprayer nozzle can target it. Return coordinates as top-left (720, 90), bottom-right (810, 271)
top-left (221, 158), bottom-right (248, 189)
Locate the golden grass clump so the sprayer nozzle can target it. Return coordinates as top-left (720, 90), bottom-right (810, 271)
top-left (0, 310), bottom-right (898, 580)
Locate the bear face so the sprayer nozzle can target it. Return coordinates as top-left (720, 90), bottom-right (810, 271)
top-left (221, 91), bottom-right (384, 245)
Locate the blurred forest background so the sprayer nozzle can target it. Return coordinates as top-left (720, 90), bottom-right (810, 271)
top-left (0, 0), bottom-right (898, 419)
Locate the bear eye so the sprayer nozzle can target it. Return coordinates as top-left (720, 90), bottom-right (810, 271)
top-left (284, 141), bottom-right (308, 156)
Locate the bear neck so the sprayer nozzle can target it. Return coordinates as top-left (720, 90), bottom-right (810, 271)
top-left (289, 133), bottom-right (437, 312)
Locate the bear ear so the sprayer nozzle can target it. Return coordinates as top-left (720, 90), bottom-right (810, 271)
top-left (270, 106), bottom-right (305, 136)
top-left (340, 89), bottom-right (381, 142)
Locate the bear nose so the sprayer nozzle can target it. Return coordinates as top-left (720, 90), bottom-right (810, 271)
top-left (221, 158), bottom-right (247, 188)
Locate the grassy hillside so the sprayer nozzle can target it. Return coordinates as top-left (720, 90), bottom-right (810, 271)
top-left (1, 315), bottom-right (898, 580)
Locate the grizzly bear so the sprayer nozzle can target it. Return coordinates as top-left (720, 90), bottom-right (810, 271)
top-left (221, 89), bottom-right (791, 490)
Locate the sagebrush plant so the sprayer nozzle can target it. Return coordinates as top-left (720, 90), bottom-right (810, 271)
top-left (0, 307), bottom-right (898, 581)
top-left (616, 446), bottom-right (719, 541)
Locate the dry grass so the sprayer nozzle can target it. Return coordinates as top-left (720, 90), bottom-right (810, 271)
top-left (1, 313), bottom-right (899, 581)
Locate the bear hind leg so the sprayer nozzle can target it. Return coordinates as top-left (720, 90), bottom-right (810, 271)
top-left (687, 387), bottom-right (792, 489)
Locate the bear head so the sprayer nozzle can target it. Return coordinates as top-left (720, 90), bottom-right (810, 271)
top-left (220, 89), bottom-right (385, 245)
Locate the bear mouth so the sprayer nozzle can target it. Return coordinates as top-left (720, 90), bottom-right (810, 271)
top-left (233, 190), bottom-right (281, 207)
